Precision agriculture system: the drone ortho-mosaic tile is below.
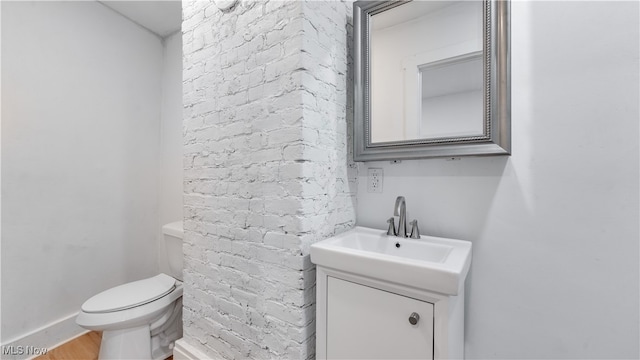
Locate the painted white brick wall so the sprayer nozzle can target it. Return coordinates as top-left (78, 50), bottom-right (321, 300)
top-left (182, 1), bottom-right (355, 358)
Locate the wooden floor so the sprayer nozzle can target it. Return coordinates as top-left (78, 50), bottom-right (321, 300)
top-left (34, 332), bottom-right (173, 360)
top-left (35, 332), bottom-right (101, 360)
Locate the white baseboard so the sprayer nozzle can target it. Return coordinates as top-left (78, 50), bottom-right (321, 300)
top-left (1, 312), bottom-right (86, 360)
top-left (174, 338), bottom-right (219, 360)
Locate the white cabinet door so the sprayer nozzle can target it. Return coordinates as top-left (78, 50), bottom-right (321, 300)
top-left (326, 277), bottom-right (434, 359)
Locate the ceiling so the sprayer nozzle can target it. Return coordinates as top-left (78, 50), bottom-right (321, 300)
top-left (99, 1), bottom-right (182, 38)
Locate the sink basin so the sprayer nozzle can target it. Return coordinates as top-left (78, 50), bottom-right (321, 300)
top-left (310, 226), bottom-right (472, 295)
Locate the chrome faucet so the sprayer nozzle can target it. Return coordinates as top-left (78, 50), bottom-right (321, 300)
top-left (394, 196), bottom-right (408, 238)
top-left (386, 196), bottom-right (421, 239)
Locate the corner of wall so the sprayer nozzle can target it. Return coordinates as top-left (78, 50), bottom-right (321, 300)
top-left (180, 0), bottom-right (356, 358)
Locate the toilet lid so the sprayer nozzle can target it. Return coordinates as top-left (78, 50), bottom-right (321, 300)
top-left (82, 274), bottom-right (176, 313)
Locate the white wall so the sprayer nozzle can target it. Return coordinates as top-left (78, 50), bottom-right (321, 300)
top-left (160, 31), bottom-right (184, 226)
top-left (357, 1), bottom-right (639, 358)
top-left (1, 0), bottom-right (164, 348)
top-left (158, 31), bottom-right (184, 275)
top-left (180, 1), bottom-right (355, 358)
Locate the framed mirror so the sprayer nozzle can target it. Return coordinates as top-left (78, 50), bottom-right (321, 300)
top-left (353, 0), bottom-right (510, 161)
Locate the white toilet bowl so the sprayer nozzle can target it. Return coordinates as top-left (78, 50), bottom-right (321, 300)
top-left (76, 273), bottom-right (183, 360)
top-left (77, 221), bottom-right (184, 360)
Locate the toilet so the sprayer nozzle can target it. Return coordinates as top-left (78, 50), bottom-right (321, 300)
top-left (76, 221), bottom-right (184, 360)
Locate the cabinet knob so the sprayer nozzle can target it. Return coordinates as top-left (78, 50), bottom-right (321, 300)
top-left (408, 312), bottom-right (420, 325)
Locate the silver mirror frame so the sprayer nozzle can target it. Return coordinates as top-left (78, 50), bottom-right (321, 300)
top-left (353, 0), bottom-right (511, 161)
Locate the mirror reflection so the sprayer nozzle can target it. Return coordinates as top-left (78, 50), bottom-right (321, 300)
top-left (370, 1), bottom-right (484, 143)
top-left (419, 53), bottom-right (483, 138)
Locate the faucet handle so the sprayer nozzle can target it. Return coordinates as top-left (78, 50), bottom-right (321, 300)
top-left (386, 217), bottom-right (397, 236)
top-left (409, 219), bottom-right (420, 239)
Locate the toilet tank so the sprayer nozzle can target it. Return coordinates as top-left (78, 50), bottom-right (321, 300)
top-left (162, 221), bottom-right (183, 281)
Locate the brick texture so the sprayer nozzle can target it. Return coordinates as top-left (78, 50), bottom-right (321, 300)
top-left (181, 1), bottom-right (355, 358)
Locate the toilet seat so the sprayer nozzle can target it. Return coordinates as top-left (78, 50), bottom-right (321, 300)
top-left (82, 274), bottom-right (176, 313)
top-left (76, 280), bottom-right (183, 332)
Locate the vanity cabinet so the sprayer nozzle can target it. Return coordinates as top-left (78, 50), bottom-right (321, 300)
top-left (326, 277), bottom-right (434, 359)
top-left (316, 266), bottom-right (466, 360)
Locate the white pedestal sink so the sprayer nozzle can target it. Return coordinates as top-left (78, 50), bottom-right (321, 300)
top-left (311, 226), bottom-right (472, 359)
